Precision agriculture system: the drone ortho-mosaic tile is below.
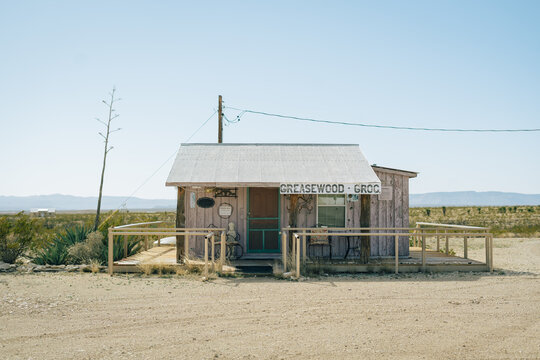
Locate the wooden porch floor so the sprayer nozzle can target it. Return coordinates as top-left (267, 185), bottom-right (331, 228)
top-left (113, 245), bottom-right (488, 273)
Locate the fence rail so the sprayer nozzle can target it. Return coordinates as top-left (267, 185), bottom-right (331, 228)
top-left (108, 223), bottom-right (225, 276)
top-left (281, 225), bottom-right (493, 278)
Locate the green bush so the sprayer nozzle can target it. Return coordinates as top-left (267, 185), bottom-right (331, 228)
top-left (0, 213), bottom-right (40, 264)
top-left (34, 225), bottom-right (91, 265)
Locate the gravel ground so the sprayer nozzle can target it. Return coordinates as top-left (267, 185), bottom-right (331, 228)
top-left (1, 238), bottom-right (539, 359)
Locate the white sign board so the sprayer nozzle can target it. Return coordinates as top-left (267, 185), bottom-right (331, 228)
top-left (280, 183), bottom-right (381, 195)
top-left (218, 203), bottom-right (233, 218)
top-left (378, 186), bottom-right (393, 201)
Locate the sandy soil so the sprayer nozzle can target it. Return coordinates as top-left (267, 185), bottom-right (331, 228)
top-left (1, 238), bottom-right (539, 360)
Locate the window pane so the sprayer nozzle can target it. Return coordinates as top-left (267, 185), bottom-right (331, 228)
top-left (318, 194), bottom-right (345, 205)
top-left (318, 206), bottom-right (345, 227)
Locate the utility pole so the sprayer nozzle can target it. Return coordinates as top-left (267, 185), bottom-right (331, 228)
top-left (218, 95), bottom-right (223, 143)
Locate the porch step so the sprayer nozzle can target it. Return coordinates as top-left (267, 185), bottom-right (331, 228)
top-left (231, 260), bottom-right (275, 276)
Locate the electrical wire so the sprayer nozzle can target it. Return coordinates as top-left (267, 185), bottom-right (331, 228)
top-left (224, 106), bottom-right (540, 133)
top-left (98, 109), bottom-right (218, 223)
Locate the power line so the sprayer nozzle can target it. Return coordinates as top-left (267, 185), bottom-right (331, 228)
top-left (224, 106), bottom-right (540, 133)
top-left (98, 109), bottom-right (218, 223)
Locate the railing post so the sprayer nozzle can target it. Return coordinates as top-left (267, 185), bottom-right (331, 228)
top-left (485, 235), bottom-right (489, 269)
top-left (108, 228), bottom-right (114, 276)
top-left (421, 231), bottom-right (426, 272)
top-left (302, 230), bottom-right (307, 264)
top-left (296, 234), bottom-right (301, 278)
top-left (204, 234), bottom-right (209, 279)
top-left (395, 234), bottom-right (399, 274)
top-left (185, 234), bottom-right (189, 261)
top-left (123, 235), bottom-right (128, 258)
top-left (445, 229), bottom-right (449, 256)
top-left (489, 235), bottom-right (494, 272)
top-left (144, 235), bottom-right (148, 251)
top-left (415, 224), bottom-right (420, 247)
top-left (211, 233), bottom-right (215, 271)
top-left (220, 231), bottom-right (226, 272)
top-left (282, 232), bottom-right (287, 272)
top-left (464, 236), bottom-right (468, 259)
top-left (291, 234), bottom-right (296, 270)
top-left (158, 237), bottom-right (161, 247)
top-left (436, 229), bottom-right (440, 252)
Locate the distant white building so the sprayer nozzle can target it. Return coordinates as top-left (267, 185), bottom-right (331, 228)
top-left (30, 208), bottom-right (56, 217)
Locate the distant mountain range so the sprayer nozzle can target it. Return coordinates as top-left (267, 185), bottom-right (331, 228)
top-left (0, 191), bottom-right (539, 212)
top-left (0, 194), bottom-right (175, 212)
top-left (410, 191), bottom-right (540, 207)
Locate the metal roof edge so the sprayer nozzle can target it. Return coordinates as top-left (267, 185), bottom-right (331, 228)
top-left (371, 165), bottom-right (418, 178)
top-left (180, 143), bottom-right (360, 146)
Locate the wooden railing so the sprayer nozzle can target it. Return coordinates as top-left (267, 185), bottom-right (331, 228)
top-left (108, 223), bottom-right (225, 276)
top-left (281, 226), bottom-right (493, 278)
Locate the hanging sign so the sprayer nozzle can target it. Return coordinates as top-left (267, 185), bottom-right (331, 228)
top-left (218, 203), bottom-right (233, 218)
top-left (279, 183), bottom-right (381, 195)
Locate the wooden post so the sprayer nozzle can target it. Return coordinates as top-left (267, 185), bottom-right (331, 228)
top-left (220, 232), bottom-right (226, 272)
top-left (144, 235), bottom-right (148, 251)
top-left (415, 224), bottom-right (420, 247)
top-left (421, 232), bottom-right (426, 271)
top-left (204, 235), bottom-right (209, 279)
top-left (464, 236), bottom-right (468, 259)
top-left (394, 234), bottom-right (399, 274)
top-left (436, 229), bottom-right (440, 252)
top-left (108, 229), bottom-right (113, 276)
top-left (302, 231), bottom-right (307, 264)
top-left (296, 234), bottom-right (301, 278)
top-left (211, 233), bottom-right (215, 271)
top-left (445, 229), bottom-right (449, 256)
top-left (123, 236), bottom-right (127, 258)
top-left (360, 195), bottom-right (371, 264)
top-left (291, 234), bottom-right (296, 269)
top-left (218, 95), bottom-right (223, 143)
top-left (176, 187), bottom-right (186, 263)
top-left (489, 235), bottom-right (494, 272)
top-left (485, 236), bottom-right (489, 269)
top-left (282, 232), bottom-right (287, 272)
top-left (157, 237), bottom-right (161, 247)
top-left (184, 234), bottom-right (189, 262)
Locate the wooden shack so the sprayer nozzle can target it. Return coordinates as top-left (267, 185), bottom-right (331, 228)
top-left (166, 143), bottom-right (417, 262)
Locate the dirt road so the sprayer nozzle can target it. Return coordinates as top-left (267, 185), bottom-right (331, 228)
top-left (1, 238), bottom-right (539, 359)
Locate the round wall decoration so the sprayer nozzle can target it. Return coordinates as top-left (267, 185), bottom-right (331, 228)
top-left (196, 197), bottom-right (215, 209)
top-left (218, 203), bottom-right (233, 218)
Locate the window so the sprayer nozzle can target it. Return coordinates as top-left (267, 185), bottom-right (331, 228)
top-left (317, 195), bottom-right (346, 227)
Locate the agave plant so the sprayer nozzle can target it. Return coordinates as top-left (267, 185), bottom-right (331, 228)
top-left (34, 225), bottom-right (91, 265)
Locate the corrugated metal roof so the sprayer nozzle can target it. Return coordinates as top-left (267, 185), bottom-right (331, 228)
top-left (166, 143), bottom-right (381, 187)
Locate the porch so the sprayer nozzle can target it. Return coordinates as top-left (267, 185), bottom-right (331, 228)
top-left (108, 222), bottom-right (494, 277)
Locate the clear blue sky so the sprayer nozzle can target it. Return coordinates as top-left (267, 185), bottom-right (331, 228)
top-left (1, 0), bottom-right (539, 201)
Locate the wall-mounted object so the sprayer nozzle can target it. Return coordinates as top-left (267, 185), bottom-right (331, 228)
top-left (378, 186), bottom-right (393, 201)
top-left (190, 192), bottom-right (196, 208)
top-left (196, 197), bottom-right (215, 209)
top-left (218, 203), bottom-right (233, 218)
top-left (214, 188), bottom-right (237, 198)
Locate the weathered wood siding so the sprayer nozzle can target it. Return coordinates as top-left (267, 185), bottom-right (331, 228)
top-left (184, 187), bottom-right (247, 256)
top-left (182, 168), bottom-right (412, 258)
top-left (370, 169), bottom-right (411, 257)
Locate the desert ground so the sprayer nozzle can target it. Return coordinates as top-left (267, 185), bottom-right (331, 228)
top-left (1, 238), bottom-right (539, 360)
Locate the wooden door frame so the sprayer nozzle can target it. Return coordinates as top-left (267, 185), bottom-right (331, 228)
top-left (246, 187), bottom-right (281, 253)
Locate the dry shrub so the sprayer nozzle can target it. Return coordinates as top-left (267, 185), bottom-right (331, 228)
top-left (138, 263), bottom-right (154, 276)
top-left (90, 259), bottom-right (101, 273)
top-left (68, 231), bottom-right (104, 264)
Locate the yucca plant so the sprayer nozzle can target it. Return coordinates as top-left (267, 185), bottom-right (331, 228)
top-left (34, 225), bottom-right (91, 265)
top-left (99, 235), bottom-right (142, 264)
